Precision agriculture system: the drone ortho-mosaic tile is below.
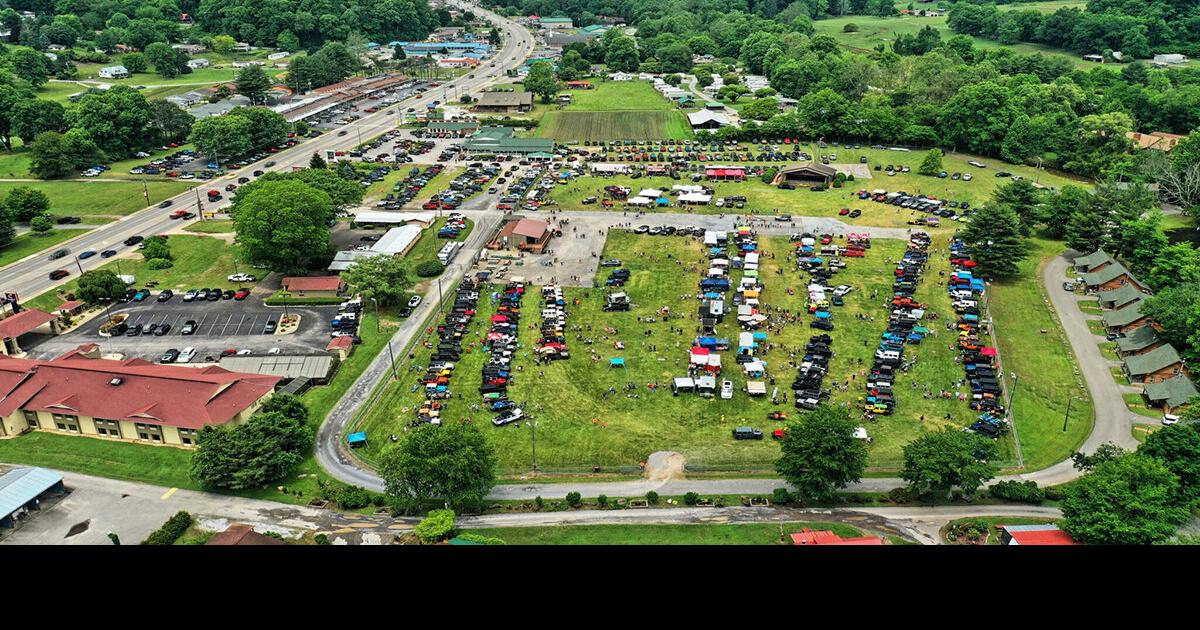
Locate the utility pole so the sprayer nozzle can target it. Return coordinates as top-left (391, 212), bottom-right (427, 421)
top-left (385, 339), bottom-right (398, 380)
top-left (1062, 395), bottom-right (1073, 433)
top-left (74, 255), bottom-right (85, 275)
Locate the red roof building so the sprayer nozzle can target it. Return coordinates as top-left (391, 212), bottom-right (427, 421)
top-left (0, 347), bottom-right (279, 444)
top-left (0, 309), bottom-right (61, 356)
top-left (789, 528), bottom-right (884, 546)
top-left (999, 524), bottom-right (1079, 545)
top-left (490, 219), bottom-right (553, 254)
top-left (205, 523), bottom-right (287, 546)
top-left (282, 276), bottom-right (345, 295)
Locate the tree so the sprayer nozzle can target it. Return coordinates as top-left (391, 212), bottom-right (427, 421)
top-left (3, 186), bottom-right (50, 222)
top-left (775, 405), bottom-right (868, 501)
top-left (140, 236), bottom-right (172, 261)
top-left (741, 97), bottom-right (781, 122)
top-left (523, 61), bottom-right (561, 104)
top-left (235, 169), bottom-right (363, 209)
top-left (189, 115), bottom-right (253, 164)
top-left (342, 254), bottom-right (412, 306)
top-left (10, 99), bottom-right (64, 145)
top-left (1140, 424), bottom-right (1200, 508)
top-left (657, 42), bottom-right (693, 74)
top-left (901, 428), bottom-right (998, 497)
top-left (957, 203), bottom-right (1028, 278)
top-left (29, 214), bottom-right (52, 233)
top-left (190, 411), bottom-right (314, 490)
top-left (603, 32), bottom-right (641, 73)
top-left (211, 35), bottom-right (237, 54)
top-left (310, 152), bottom-right (327, 169)
top-left (918, 148), bottom-right (944, 176)
top-left (379, 423), bottom-right (497, 510)
top-left (28, 131), bottom-right (76, 179)
top-left (122, 52), bottom-right (148, 74)
top-left (10, 48), bottom-right (50, 88)
top-left (146, 100), bottom-right (194, 144)
top-left (1043, 185), bottom-right (1089, 240)
top-left (144, 42), bottom-right (187, 79)
top-left (940, 81), bottom-right (1014, 154)
top-left (277, 30), bottom-right (300, 53)
top-left (257, 393), bottom-right (309, 425)
top-left (489, 28), bottom-right (500, 46)
top-left (235, 65), bottom-right (272, 105)
top-left (76, 270), bottom-right (128, 304)
top-left (233, 180), bottom-right (334, 274)
top-left (1061, 454), bottom-right (1189, 545)
top-left (1145, 243), bottom-right (1200, 292)
top-left (1071, 442), bottom-right (1128, 472)
top-left (1141, 285), bottom-right (1200, 361)
top-left (68, 86), bottom-right (155, 158)
top-left (992, 179), bottom-right (1045, 234)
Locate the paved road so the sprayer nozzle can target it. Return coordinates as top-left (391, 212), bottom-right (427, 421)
top-left (0, 0), bottom-right (532, 304)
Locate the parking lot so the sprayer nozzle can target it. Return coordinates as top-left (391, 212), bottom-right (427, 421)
top-left (24, 298), bottom-right (342, 362)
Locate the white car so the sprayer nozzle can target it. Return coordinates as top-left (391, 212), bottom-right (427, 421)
top-left (492, 408), bottom-right (524, 426)
top-left (267, 347), bottom-right (281, 355)
top-left (833, 285), bottom-right (853, 297)
top-left (720, 380), bottom-right (734, 400)
top-left (236, 349), bottom-right (252, 355)
top-left (1163, 414), bottom-right (1180, 425)
top-left (175, 347), bottom-right (197, 363)
top-left (408, 295), bottom-right (422, 308)
top-left (227, 273), bottom-right (257, 283)
top-left (968, 161), bottom-right (986, 168)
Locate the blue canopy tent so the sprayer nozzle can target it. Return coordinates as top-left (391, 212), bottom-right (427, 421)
top-left (347, 432), bottom-right (368, 448)
top-left (703, 291), bottom-right (722, 299)
top-left (697, 336), bottom-right (719, 349)
top-left (610, 357), bottom-right (626, 368)
top-left (752, 332), bottom-right (767, 342)
top-left (655, 197), bottom-right (670, 206)
top-left (814, 310), bottom-right (831, 319)
top-left (970, 279), bottom-right (985, 292)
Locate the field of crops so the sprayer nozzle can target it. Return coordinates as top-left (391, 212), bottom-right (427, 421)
top-left (538, 110), bottom-right (694, 141)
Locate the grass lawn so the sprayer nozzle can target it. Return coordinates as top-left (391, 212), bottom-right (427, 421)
top-left (1164, 212), bottom-right (1200, 248)
top-left (559, 81), bottom-right (677, 112)
top-left (0, 181), bottom-right (195, 221)
top-left (941, 515), bottom-right (1061, 545)
top-left (814, 7), bottom-right (1096, 70)
top-left (534, 80), bottom-right (695, 141)
top-left (987, 235), bottom-right (1094, 470)
top-left (356, 229), bottom-right (1016, 474)
top-left (364, 166), bottom-right (463, 205)
top-left (0, 230), bottom-right (87, 269)
top-left (183, 220), bottom-right (235, 234)
top-left (24, 235), bottom-right (249, 311)
top-left (460, 521), bottom-right (866, 545)
top-left (1123, 393), bottom-right (1162, 419)
top-left (402, 217), bottom-right (475, 270)
top-left (547, 145), bottom-right (1082, 229)
top-left (1077, 300), bottom-right (1102, 315)
top-left (1132, 423), bottom-right (1161, 443)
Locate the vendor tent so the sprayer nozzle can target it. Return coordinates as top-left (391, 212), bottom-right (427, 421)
top-left (609, 357), bottom-right (625, 368)
top-left (679, 192), bottom-right (712, 204)
top-left (628, 196), bottom-right (652, 206)
top-left (747, 381), bottom-right (767, 396)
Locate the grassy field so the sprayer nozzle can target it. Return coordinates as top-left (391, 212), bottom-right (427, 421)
top-left (815, 3), bottom-right (1098, 70)
top-left (25, 235), bottom-right (249, 312)
top-left (356, 229), bottom-right (1022, 473)
top-left (534, 80), bottom-right (694, 141)
top-left (0, 181), bottom-right (195, 220)
top-left (402, 217), bottom-right (475, 271)
top-left (460, 521), bottom-right (867, 545)
top-left (538, 111), bottom-right (694, 141)
top-left (1132, 423), bottom-right (1161, 443)
top-left (986, 235), bottom-right (1093, 470)
top-left (0, 230), bottom-right (87, 268)
top-left (364, 166), bottom-right (463, 205)
top-left (183, 220), bottom-right (235, 234)
top-left (1123, 393), bottom-right (1163, 419)
top-left (548, 146), bottom-right (1083, 229)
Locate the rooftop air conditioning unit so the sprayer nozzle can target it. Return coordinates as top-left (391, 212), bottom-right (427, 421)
top-left (109, 377), bottom-right (123, 386)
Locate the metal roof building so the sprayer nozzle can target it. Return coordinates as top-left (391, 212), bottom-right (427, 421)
top-left (0, 466), bottom-right (65, 530)
top-left (218, 354), bottom-right (335, 383)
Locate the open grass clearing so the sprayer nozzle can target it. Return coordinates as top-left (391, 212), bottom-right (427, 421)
top-left (183, 219), bottom-right (235, 234)
top-left (460, 521), bottom-right (866, 545)
top-left (402, 217), bottom-right (475, 272)
top-left (537, 110), bottom-right (694, 142)
top-left (0, 180), bottom-right (195, 221)
top-left (559, 81), bottom-right (678, 112)
top-left (1123, 393), bottom-right (1162, 419)
top-left (356, 229), bottom-right (1024, 473)
top-left (1132, 423), bottom-right (1162, 443)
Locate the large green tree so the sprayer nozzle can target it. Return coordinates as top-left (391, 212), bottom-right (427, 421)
top-left (10, 99), bottom-right (65, 144)
top-left (232, 180), bottom-right (334, 273)
top-left (1141, 284), bottom-right (1200, 361)
top-left (523, 61), bottom-right (561, 104)
top-left (342, 254), bottom-right (412, 306)
top-left (235, 65), bottom-right (272, 105)
top-left (775, 405), bottom-right (868, 501)
top-left (76, 270), bottom-right (129, 304)
top-left (918, 148), bottom-right (944, 176)
top-left (190, 411), bottom-right (314, 490)
top-left (10, 48), bottom-right (50, 88)
top-left (1061, 454), bottom-right (1189, 545)
top-left (1140, 423), bottom-right (1200, 508)
top-left (380, 423), bottom-right (497, 511)
top-left (2, 186), bottom-right (50, 222)
top-left (901, 428), bottom-right (998, 497)
top-left (957, 202), bottom-right (1028, 278)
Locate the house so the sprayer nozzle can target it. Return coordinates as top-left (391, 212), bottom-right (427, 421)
top-left (1116, 324), bottom-right (1162, 357)
top-left (610, 72), bottom-right (633, 81)
top-left (790, 528), bottom-right (884, 545)
top-left (1142, 375), bottom-right (1198, 414)
top-left (1097, 284), bottom-right (1145, 310)
top-left (1101, 299), bottom-right (1150, 334)
top-left (230, 60), bottom-right (265, 68)
top-left (1126, 131), bottom-right (1188, 153)
top-left (231, 42), bottom-right (252, 52)
top-left (327, 335), bottom-right (356, 361)
top-left (0, 346), bottom-right (280, 446)
top-left (999, 524), bottom-right (1078, 545)
top-left (538, 17), bottom-right (574, 29)
top-left (545, 32), bottom-right (592, 47)
top-left (1152, 54), bottom-right (1188, 65)
top-left (206, 523), bottom-right (287, 546)
top-left (579, 24), bottom-right (609, 37)
top-left (0, 466), bottom-right (65, 530)
top-left (1082, 53), bottom-right (1105, 63)
top-left (173, 43), bottom-right (207, 54)
top-left (267, 51), bottom-right (290, 61)
top-left (776, 163), bottom-right (837, 187)
top-left (98, 65), bottom-right (129, 79)
top-left (431, 27), bottom-right (466, 41)
top-left (1081, 262), bottom-right (1145, 292)
top-left (187, 58), bottom-right (210, 70)
top-left (0, 308), bottom-right (62, 356)
top-left (687, 109), bottom-right (730, 130)
top-left (474, 91), bottom-right (533, 113)
top-left (1124, 343), bottom-right (1188, 384)
top-left (281, 276), bottom-right (346, 297)
top-left (490, 218), bottom-right (554, 254)
top-left (166, 92), bottom-right (203, 108)
top-left (426, 120), bottom-right (479, 137)
top-left (437, 57), bottom-right (479, 68)
top-left (1072, 249), bottom-right (1114, 274)
top-left (462, 126), bottom-right (554, 155)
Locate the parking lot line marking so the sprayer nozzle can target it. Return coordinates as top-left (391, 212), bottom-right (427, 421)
top-left (161, 487), bottom-right (178, 500)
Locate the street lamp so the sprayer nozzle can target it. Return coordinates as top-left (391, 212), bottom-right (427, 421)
top-left (369, 297), bottom-right (380, 333)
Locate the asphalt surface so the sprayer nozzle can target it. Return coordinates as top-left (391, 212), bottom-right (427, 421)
top-left (0, 0), bottom-right (533, 303)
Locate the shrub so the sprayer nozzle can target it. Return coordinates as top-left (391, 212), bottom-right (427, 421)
top-left (565, 491), bottom-right (582, 508)
top-left (145, 258), bottom-right (173, 270)
top-left (30, 214), bottom-right (53, 233)
top-left (646, 491), bottom-right (660, 505)
top-left (888, 487), bottom-right (913, 504)
top-left (415, 260), bottom-right (445, 277)
top-left (988, 480), bottom-right (1045, 504)
top-left (683, 492), bottom-right (700, 506)
top-left (597, 494), bottom-right (608, 507)
top-left (772, 488), bottom-right (791, 505)
top-left (141, 511), bottom-right (193, 545)
top-left (414, 509), bottom-right (457, 544)
top-left (843, 23), bottom-right (859, 33)
top-left (456, 532), bottom-right (506, 545)
top-left (534, 495), bottom-right (544, 509)
top-left (334, 485), bottom-right (373, 509)
top-left (1043, 485), bottom-right (1063, 501)
top-left (315, 533), bottom-right (330, 545)
top-left (372, 494), bottom-right (386, 507)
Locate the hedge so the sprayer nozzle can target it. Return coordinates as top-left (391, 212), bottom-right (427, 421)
top-left (456, 532), bottom-right (506, 545)
top-left (142, 511), bottom-right (193, 545)
top-left (415, 260), bottom-right (445, 277)
top-left (414, 509), bottom-right (457, 544)
top-left (988, 480), bottom-right (1045, 504)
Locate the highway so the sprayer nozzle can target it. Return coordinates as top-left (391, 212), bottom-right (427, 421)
top-left (0, 0), bottom-right (534, 303)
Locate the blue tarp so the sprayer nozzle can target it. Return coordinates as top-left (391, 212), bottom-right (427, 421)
top-left (610, 358), bottom-right (625, 367)
top-left (752, 332), bottom-right (767, 341)
top-left (814, 311), bottom-right (831, 319)
top-left (347, 432), bottom-right (367, 446)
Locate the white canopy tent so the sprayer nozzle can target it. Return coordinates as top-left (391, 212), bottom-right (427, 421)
top-left (679, 192), bottom-right (712, 204)
top-left (628, 196), bottom-right (653, 206)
